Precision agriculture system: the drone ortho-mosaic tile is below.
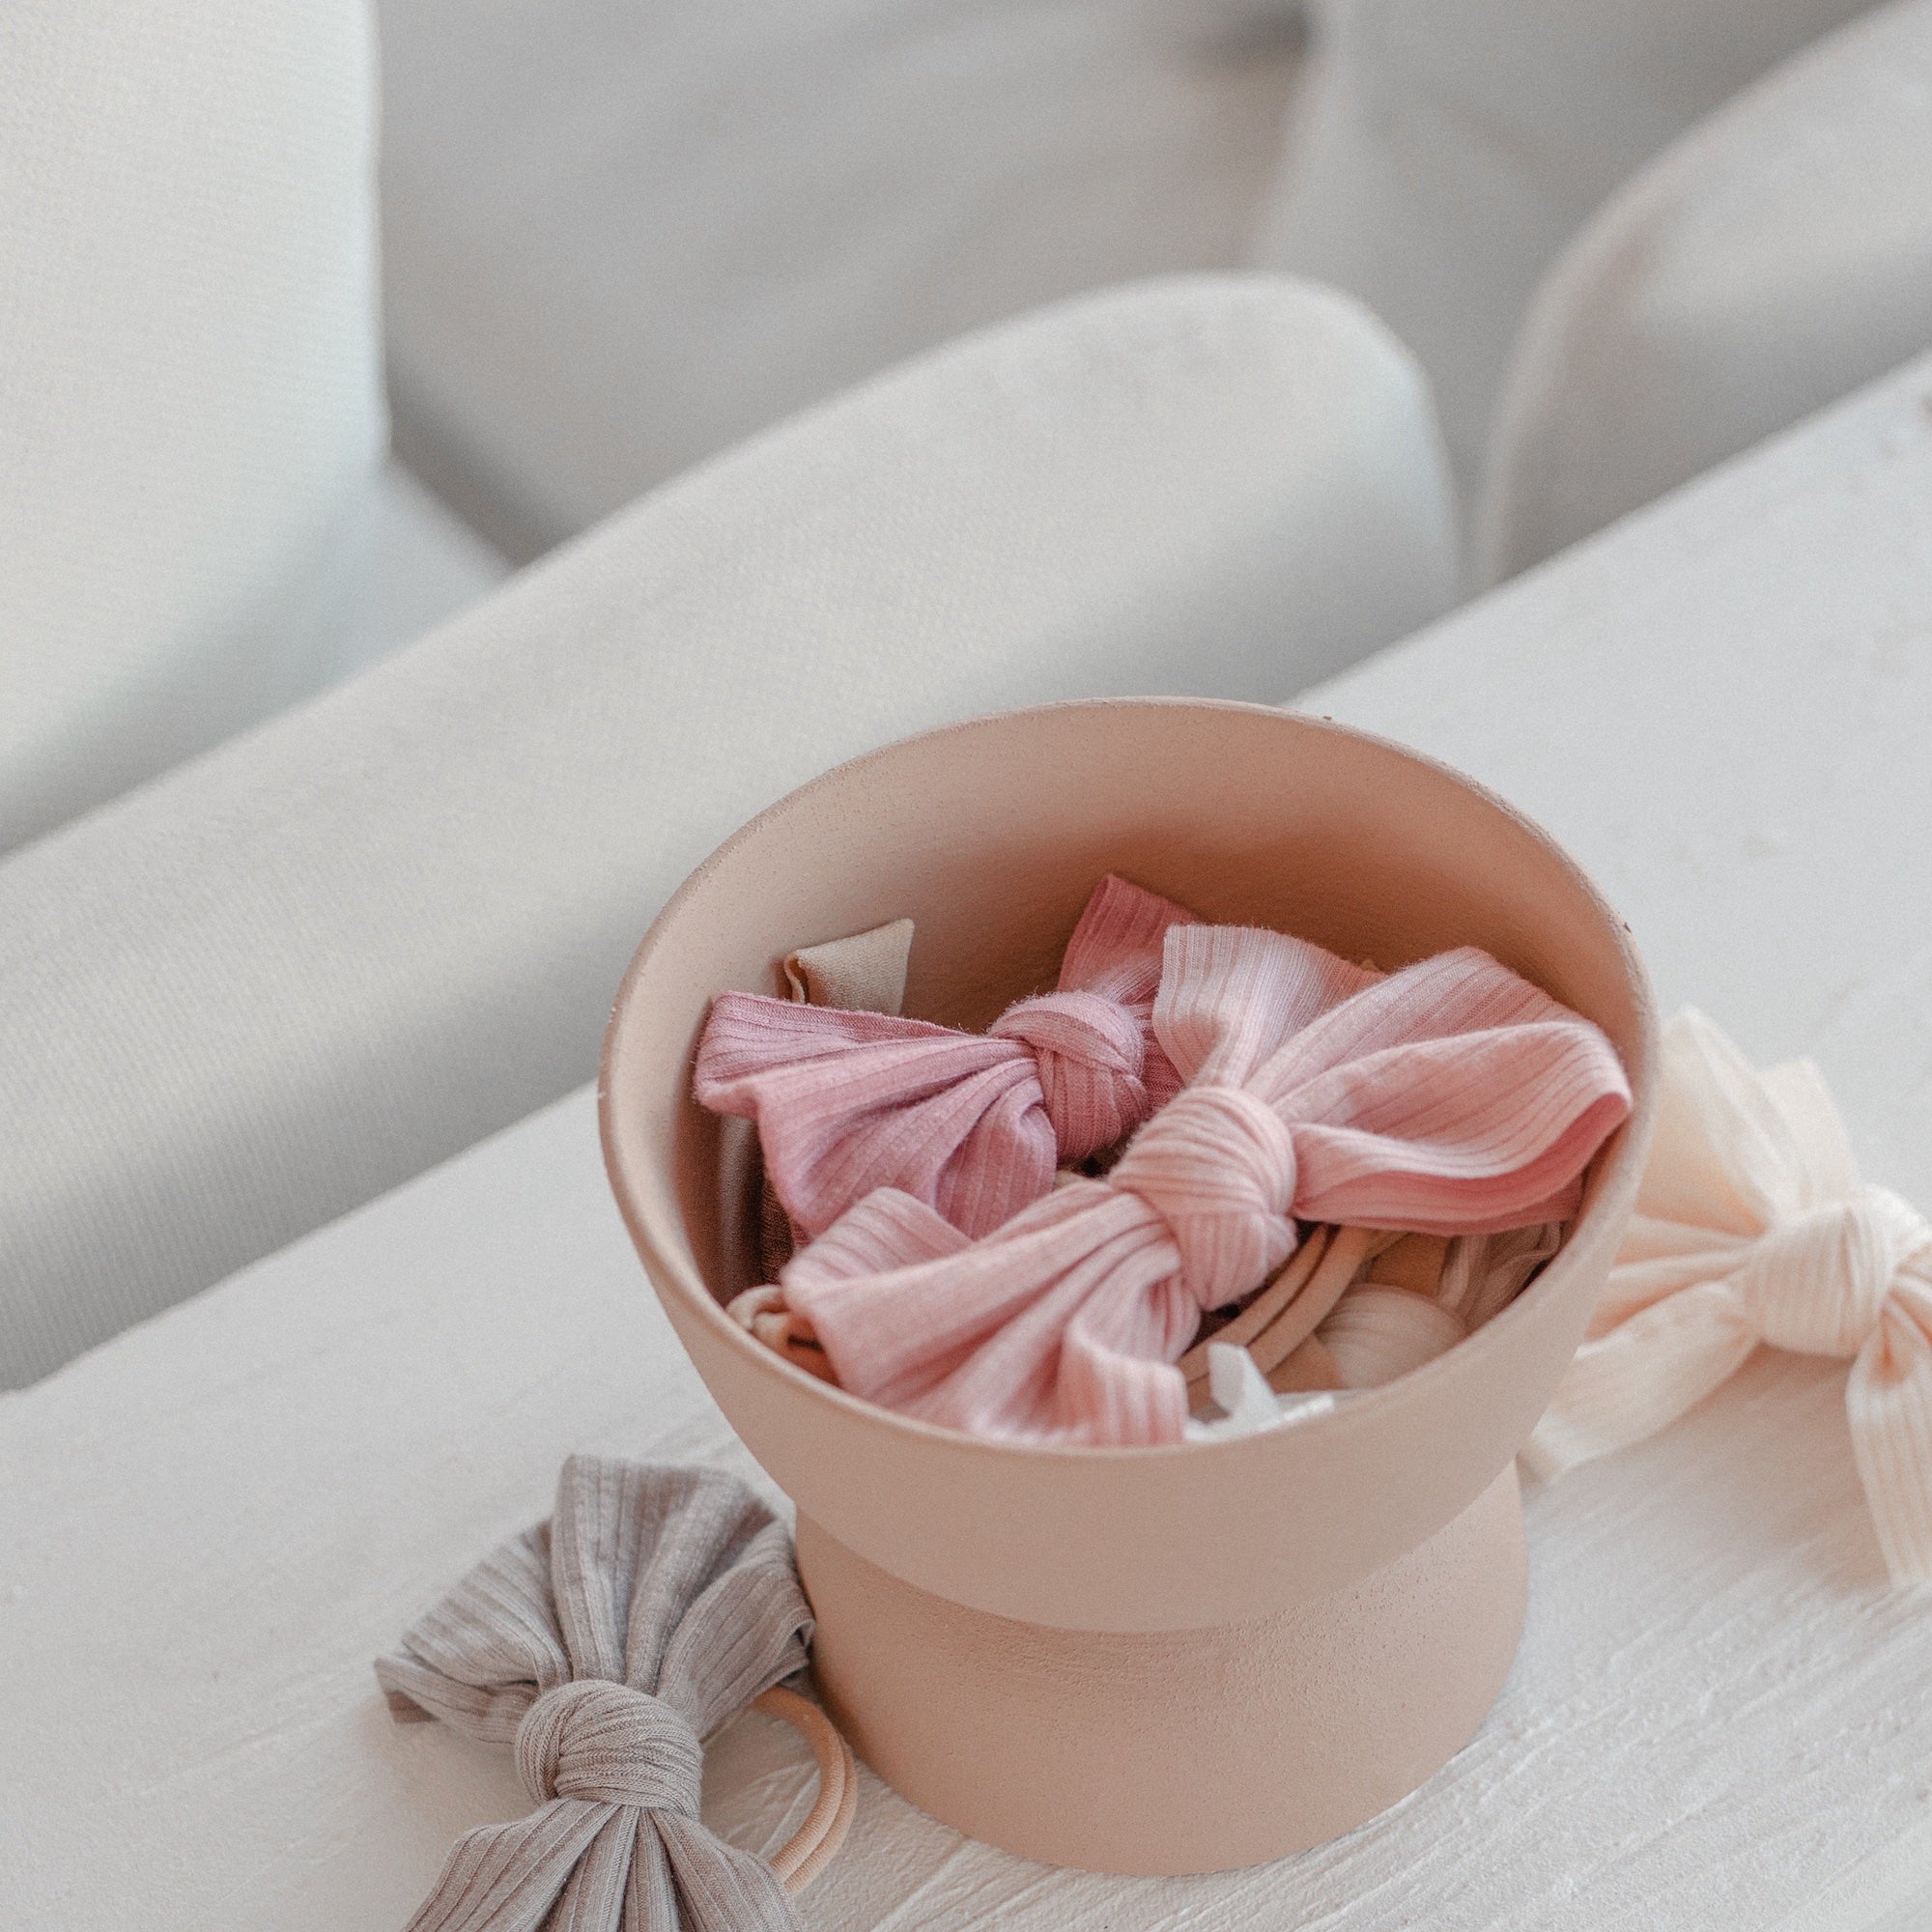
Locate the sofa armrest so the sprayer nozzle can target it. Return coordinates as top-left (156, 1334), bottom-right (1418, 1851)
top-left (0, 274), bottom-right (1453, 1384)
top-left (1480, 0), bottom-right (1932, 578)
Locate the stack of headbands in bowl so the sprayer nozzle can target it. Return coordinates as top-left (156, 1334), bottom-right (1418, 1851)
top-left (696, 875), bottom-right (1633, 1447)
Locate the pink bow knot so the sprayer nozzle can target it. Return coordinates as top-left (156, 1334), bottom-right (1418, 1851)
top-left (1107, 1085), bottom-right (1300, 1308)
top-left (695, 874), bottom-right (1194, 1239)
top-left (985, 987), bottom-right (1151, 1159)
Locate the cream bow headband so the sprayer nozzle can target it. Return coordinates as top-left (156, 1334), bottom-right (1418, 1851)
top-left (1525, 1010), bottom-right (1932, 1587)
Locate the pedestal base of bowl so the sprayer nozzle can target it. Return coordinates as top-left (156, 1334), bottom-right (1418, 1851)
top-left (798, 1462), bottom-right (1526, 1875)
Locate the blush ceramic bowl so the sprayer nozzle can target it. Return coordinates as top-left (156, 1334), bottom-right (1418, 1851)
top-left (601, 697), bottom-right (1657, 1873)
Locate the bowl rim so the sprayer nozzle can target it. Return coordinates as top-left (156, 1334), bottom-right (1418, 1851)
top-left (599, 694), bottom-right (1659, 1469)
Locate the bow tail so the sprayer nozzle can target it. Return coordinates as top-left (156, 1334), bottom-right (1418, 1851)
top-left (1847, 1278), bottom-right (1932, 1587)
top-left (900, 1209), bottom-right (1185, 1440)
top-left (1055, 1268), bottom-right (1202, 1444)
top-left (1520, 1279), bottom-right (1758, 1482)
top-left (404, 1798), bottom-right (616, 1932)
top-left (654, 1809), bottom-right (800, 1932)
top-left (542, 1808), bottom-right (640, 1930)
top-left (787, 1186), bottom-right (1129, 1418)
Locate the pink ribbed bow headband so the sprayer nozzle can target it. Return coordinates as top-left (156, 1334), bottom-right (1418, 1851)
top-left (769, 922), bottom-right (1631, 1444)
top-left (697, 874), bottom-right (1194, 1240)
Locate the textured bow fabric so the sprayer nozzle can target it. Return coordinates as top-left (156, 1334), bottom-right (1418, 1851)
top-left (377, 1459), bottom-right (815, 1931)
top-left (778, 923), bottom-right (1631, 1444)
top-left (752, 917), bottom-right (917, 1282)
top-left (695, 874), bottom-right (1194, 1240)
top-left (1524, 1009), bottom-right (1932, 1586)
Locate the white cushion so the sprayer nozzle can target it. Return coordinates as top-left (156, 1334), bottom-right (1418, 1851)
top-left (1252, 0), bottom-right (1875, 493)
top-left (1479, 0), bottom-right (1932, 579)
top-left (379, 0), bottom-right (1306, 557)
top-left (0, 275), bottom-right (1454, 1386)
top-left (0, 0), bottom-right (384, 854)
top-left (10, 349), bottom-right (1932, 1932)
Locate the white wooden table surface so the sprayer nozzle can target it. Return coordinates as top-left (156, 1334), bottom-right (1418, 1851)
top-left (9, 355), bottom-right (1932, 1929)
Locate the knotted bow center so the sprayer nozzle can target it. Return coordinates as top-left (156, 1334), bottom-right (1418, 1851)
top-left (1107, 1084), bottom-right (1300, 1309)
top-left (990, 988), bottom-right (1150, 1159)
top-left (1733, 1183), bottom-right (1932, 1357)
top-left (515, 1678), bottom-right (703, 1814)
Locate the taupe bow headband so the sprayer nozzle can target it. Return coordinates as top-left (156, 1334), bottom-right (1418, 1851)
top-left (377, 1458), bottom-right (855, 1930)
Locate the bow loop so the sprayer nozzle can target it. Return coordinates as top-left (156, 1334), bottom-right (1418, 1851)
top-left (516, 1680), bottom-right (704, 1813)
top-left (988, 987), bottom-right (1147, 1158)
top-left (1109, 1085), bottom-right (1299, 1308)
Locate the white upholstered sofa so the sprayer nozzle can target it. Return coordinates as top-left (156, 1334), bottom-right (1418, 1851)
top-left (6, 0), bottom-right (1932, 1386)
top-left (0, 273), bottom-right (1458, 1383)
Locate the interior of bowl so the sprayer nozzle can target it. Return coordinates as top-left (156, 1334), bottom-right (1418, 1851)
top-left (611, 694), bottom-right (1651, 1339)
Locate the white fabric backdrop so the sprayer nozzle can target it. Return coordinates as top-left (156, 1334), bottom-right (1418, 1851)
top-left (0, 276), bottom-right (1454, 1387)
top-left (1480, 0), bottom-right (1932, 579)
top-left (0, 0), bottom-right (384, 854)
top-left (1253, 0), bottom-right (1876, 497)
top-left (379, 0), bottom-right (1306, 557)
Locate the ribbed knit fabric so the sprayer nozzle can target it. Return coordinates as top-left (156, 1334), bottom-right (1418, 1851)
top-left (1523, 1010), bottom-right (1932, 1587)
top-left (696, 874), bottom-right (1195, 1239)
top-left (778, 923), bottom-right (1631, 1444)
top-left (375, 1460), bottom-right (816, 1931)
